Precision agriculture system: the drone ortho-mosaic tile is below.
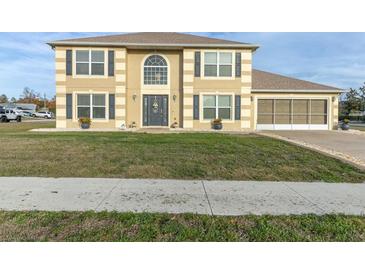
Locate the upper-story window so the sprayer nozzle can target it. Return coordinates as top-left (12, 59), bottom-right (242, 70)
top-left (204, 52), bottom-right (233, 77)
top-left (143, 55), bottom-right (168, 85)
top-left (76, 50), bottom-right (105, 76)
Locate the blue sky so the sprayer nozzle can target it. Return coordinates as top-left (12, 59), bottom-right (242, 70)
top-left (0, 32), bottom-right (365, 99)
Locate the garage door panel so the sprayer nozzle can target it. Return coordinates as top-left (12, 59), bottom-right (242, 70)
top-left (293, 115), bottom-right (309, 124)
top-left (275, 114), bottom-right (291, 124)
top-left (257, 114), bottom-right (274, 124)
top-left (311, 114), bottom-right (327, 125)
top-left (311, 100), bottom-right (327, 113)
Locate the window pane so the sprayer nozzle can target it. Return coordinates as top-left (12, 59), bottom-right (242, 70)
top-left (144, 67), bottom-right (167, 85)
top-left (77, 107), bottom-right (90, 118)
top-left (93, 107), bottom-right (106, 119)
top-left (204, 52), bottom-right (217, 64)
top-left (218, 108), bottom-right (231, 119)
top-left (203, 108), bottom-right (216, 119)
top-left (76, 50), bottom-right (89, 62)
top-left (91, 51), bottom-right (104, 62)
top-left (219, 52), bottom-right (232, 64)
top-left (76, 63), bottom-right (89, 75)
top-left (218, 95), bottom-right (231, 107)
top-left (92, 94), bottom-right (105, 106)
top-left (203, 96), bottom-right (216, 107)
top-left (91, 63), bottom-right (104, 75)
top-left (219, 65), bottom-right (232, 77)
top-left (204, 65), bottom-right (217, 76)
top-left (77, 94), bottom-right (90, 106)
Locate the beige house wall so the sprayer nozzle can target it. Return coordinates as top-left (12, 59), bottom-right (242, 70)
top-left (54, 45), bottom-right (339, 131)
top-left (126, 49), bottom-right (182, 128)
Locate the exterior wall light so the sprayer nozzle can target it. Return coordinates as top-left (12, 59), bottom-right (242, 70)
top-left (173, 94), bottom-right (177, 101)
top-left (133, 93), bottom-right (137, 101)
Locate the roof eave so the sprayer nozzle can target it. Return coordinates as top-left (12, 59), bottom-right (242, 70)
top-left (47, 41), bottom-right (260, 50)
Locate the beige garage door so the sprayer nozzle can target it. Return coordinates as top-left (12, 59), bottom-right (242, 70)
top-left (257, 99), bottom-right (328, 130)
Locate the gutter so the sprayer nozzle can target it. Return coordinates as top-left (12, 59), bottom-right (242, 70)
top-left (251, 89), bottom-right (344, 93)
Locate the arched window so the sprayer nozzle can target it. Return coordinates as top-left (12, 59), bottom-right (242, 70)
top-left (144, 55), bottom-right (168, 85)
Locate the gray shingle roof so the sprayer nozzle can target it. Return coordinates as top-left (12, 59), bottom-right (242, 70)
top-left (252, 69), bottom-right (341, 91)
top-left (48, 32), bottom-right (258, 49)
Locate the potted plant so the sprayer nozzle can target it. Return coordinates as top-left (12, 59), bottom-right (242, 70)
top-left (341, 118), bottom-right (350, 130)
top-left (212, 118), bottom-right (223, 130)
top-left (78, 117), bottom-right (91, 129)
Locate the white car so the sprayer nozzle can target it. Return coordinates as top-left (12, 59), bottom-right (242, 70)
top-left (0, 109), bottom-right (22, 122)
top-left (32, 111), bottom-right (53, 119)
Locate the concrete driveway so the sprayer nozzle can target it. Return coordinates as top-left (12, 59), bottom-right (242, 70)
top-left (260, 130), bottom-right (365, 169)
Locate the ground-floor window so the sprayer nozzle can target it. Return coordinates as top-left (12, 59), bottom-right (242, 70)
top-left (202, 95), bottom-right (232, 120)
top-left (77, 94), bottom-right (106, 119)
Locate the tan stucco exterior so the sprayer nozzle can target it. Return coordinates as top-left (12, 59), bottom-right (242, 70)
top-left (54, 45), bottom-right (340, 131)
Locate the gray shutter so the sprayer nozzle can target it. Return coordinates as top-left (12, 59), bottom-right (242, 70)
top-left (194, 52), bottom-right (201, 77)
top-left (235, 52), bottom-right (241, 77)
top-left (66, 94), bottom-right (72, 119)
top-left (109, 94), bottom-right (115, 119)
top-left (235, 95), bottom-right (241, 120)
top-left (66, 50), bottom-right (72, 76)
top-left (193, 95), bottom-right (199, 120)
top-left (108, 50), bottom-right (115, 76)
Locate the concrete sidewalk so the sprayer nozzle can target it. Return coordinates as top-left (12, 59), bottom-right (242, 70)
top-left (0, 177), bottom-right (364, 216)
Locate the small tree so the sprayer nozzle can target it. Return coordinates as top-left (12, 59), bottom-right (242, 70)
top-left (341, 83), bottom-right (365, 116)
top-left (0, 94), bottom-right (8, 103)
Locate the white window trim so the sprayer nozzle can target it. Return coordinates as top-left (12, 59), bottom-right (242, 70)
top-left (201, 50), bottom-right (236, 80)
top-left (73, 48), bottom-right (108, 79)
top-left (254, 95), bottom-right (331, 130)
top-left (199, 92), bottom-right (235, 123)
top-left (141, 53), bottom-right (171, 91)
top-left (73, 91), bottom-right (109, 122)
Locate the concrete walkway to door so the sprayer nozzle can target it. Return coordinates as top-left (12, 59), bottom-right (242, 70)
top-left (0, 177), bottom-right (364, 216)
top-left (259, 130), bottom-right (365, 170)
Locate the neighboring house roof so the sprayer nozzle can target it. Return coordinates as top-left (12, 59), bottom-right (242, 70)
top-left (48, 32), bottom-right (259, 49)
top-left (252, 69), bottom-right (342, 91)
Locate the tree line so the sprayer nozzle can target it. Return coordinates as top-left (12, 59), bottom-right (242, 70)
top-left (0, 87), bottom-right (56, 113)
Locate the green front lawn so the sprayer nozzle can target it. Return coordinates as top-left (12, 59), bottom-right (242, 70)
top-left (0, 122), bottom-right (364, 182)
top-left (0, 211), bottom-right (364, 241)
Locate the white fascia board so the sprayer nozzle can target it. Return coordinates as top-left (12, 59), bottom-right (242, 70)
top-left (47, 41), bottom-right (260, 50)
top-left (251, 89), bottom-right (344, 93)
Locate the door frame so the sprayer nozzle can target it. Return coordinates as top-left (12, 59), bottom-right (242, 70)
top-left (141, 94), bottom-right (170, 128)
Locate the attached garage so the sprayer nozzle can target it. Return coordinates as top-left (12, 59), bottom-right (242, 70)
top-left (256, 98), bottom-right (329, 130)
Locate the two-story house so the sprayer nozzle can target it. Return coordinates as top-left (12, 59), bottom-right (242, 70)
top-left (48, 32), bottom-right (341, 131)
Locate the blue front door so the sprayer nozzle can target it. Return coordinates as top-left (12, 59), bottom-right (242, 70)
top-left (143, 95), bottom-right (168, 126)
